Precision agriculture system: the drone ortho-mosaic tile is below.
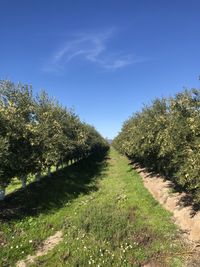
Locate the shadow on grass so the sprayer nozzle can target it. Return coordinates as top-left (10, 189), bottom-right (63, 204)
top-left (0, 152), bottom-right (109, 222)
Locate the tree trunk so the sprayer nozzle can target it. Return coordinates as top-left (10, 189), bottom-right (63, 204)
top-left (0, 185), bottom-right (6, 200)
top-left (21, 175), bottom-right (27, 188)
top-left (35, 172), bottom-right (41, 182)
top-left (48, 166), bottom-right (51, 176)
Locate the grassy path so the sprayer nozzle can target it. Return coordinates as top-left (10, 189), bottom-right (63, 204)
top-left (0, 149), bottom-right (185, 267)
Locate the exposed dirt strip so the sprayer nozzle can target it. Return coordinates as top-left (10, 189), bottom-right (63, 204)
top-left (133, 164), bottom-right (200, 242)
top-left (133, 164), bottom-right (200, 266)
top-left (16, 231), bottom-right (63, 267)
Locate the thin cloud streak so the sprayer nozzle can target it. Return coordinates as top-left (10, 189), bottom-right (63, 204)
top-left (43, 29), bottom-right (146, 73)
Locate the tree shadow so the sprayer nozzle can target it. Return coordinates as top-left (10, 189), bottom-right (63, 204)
top-left (0, 152), bottom-right (109, 222)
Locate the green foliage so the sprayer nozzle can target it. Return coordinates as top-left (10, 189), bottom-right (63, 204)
top-left (0, 80), bottom-right (109, 195)
top-left (113, 89), bottom-right (200, 203)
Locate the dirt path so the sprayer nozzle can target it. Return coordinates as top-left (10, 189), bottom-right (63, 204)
top-left (133, 164), bottom-right (200, 242)
top-left (16, 231), bottom-right (63, 267)
top-left (133, 164), bottom-right (200, 266)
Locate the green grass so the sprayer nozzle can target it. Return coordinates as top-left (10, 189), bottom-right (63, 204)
top-left (0, 149), bottom-right (185, 267)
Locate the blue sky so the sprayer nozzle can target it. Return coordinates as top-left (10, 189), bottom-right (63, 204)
top-left (1, 0), bottom-right (200, 138)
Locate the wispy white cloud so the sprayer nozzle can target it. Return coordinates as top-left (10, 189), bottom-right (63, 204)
top-left (42, 29), bottom-right (145, 73)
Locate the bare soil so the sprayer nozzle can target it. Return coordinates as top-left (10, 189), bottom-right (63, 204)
top-left (16, 231), bottom-right (63, 267)
top-left (133, 164), bottom-right (200, 266)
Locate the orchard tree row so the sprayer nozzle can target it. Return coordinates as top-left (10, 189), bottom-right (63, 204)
top-left (0, 80), bottom-right (109, 200)
top-left (113, 89), bottom-right (200, 203)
